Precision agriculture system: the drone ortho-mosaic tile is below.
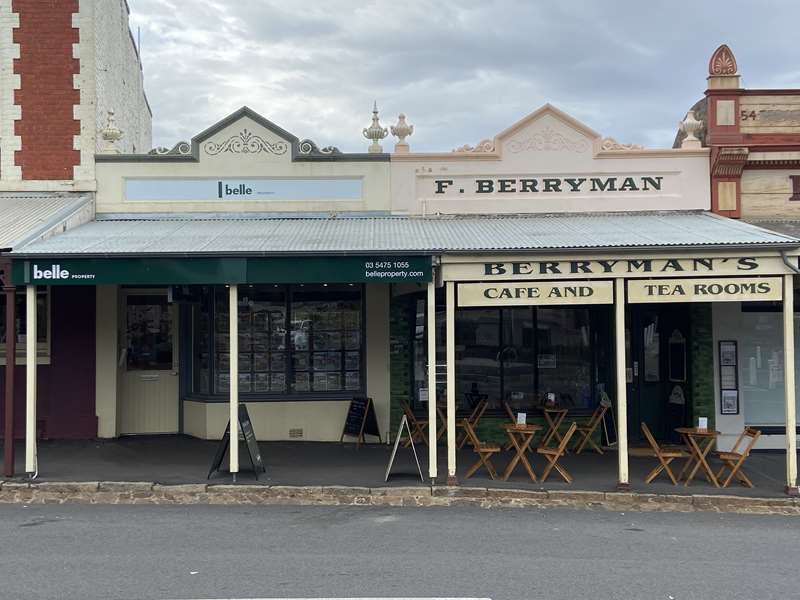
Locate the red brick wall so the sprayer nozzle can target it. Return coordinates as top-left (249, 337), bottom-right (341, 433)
top-left (12, 0), bottom-right (80, 180)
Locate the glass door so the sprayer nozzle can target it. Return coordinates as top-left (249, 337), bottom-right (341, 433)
top-left (119, 290), bottom-right (179, 434)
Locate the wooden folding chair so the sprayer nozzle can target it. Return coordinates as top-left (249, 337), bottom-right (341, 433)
top-left (714, 428), bottom-right (761, 488)
top-left (572, 401), bottom-right (609, 455)
top-left (638, 422), bottom-right (689, 485)
top-left (456, 398), bottom-right (489, 449)
top-left (537, 422), bottom-right (578, 483)
top-left (461, 418), bottom-right (501, 479)
top-left (400, 400), bottom-right (428, 447)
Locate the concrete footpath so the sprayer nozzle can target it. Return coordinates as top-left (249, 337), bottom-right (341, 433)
top-left (1, 480), bottom-right (799, 515)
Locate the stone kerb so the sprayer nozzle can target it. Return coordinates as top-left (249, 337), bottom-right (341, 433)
top-left (0, 481), bottom-right (798, 515)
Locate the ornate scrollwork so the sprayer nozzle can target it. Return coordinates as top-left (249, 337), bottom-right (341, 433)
top-left (297, 139), bottom-right (340, 155)
top-left (507, 127), bottom-right (589, 153)
top-left (203, 129), bottom-right (289, 155)
top-left (452, 139), bottom-right (495, 153)
top-left (148, 141), bottom-right (192, 156)
top-left (601, 137), bottom-right (644, 151)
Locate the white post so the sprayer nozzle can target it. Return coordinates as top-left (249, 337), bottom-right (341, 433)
top-left (25, 285), bottom-right (37, 475)
top-left (229, 284), bottom-right (239, 477)
top-left (446, 281), bottom-right (456, 483)
top-left (614, 278), bottom-right (629, 488)
top-left (783, 274), bottom-right (798, 494)
top-left (427, 279), bottom-right (438, 481)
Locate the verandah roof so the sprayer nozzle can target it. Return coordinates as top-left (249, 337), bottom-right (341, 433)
top-left (9, 211), bottom-right (799, 258)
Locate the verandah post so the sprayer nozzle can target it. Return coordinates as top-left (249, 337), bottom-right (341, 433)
top-left (783, 274), bottom-right (798, 495)
top-left (229, 284), bottom-right (239, 479)
top-left (615, 277), bottom-right (629, 489)
top-left (25, 285), bottom-right (37, 475)
top-left (2, 272), bottom-right (15, 477)
top-left (446, 280), bottom-right (456, 484)
top-left (427, 279), bottom-right (437, 481)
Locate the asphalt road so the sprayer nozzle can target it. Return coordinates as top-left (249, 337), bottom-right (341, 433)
top-left (0, 503), bottom-right (796, 600)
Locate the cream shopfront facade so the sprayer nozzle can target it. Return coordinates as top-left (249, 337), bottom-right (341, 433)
top-left (7, 104), bottom-right (800, 493)
top-left (390, 105), bottom-right (800, 493)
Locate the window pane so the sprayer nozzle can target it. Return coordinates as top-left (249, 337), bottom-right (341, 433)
top-left (126, 294), bottom-right (172, 370)
top-left (213, 286), bottom-right (286, 395)
top-left (537, 308), bottom-right (592, 409)
top-left (192, 287), bottom-right (212, 393)
top-left (455, 309), bottom-right (502, 410)
top-left (501, 308), bottom-right (535, 410)
top-left (290, 286), bottom-right (362, 394)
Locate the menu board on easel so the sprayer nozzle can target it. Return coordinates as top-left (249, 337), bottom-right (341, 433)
top-left (340, 396), bottom-right (382, 447)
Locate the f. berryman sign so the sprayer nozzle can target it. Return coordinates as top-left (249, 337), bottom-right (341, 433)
top-left (433, 175), bottom-right (664, 195)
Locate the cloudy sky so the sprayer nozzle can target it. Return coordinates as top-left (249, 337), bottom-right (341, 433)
top-left (128, 0), bottom-right (800, 153)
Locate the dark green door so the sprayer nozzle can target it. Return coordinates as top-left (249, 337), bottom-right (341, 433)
top-left (626, 304), bottom-right (691, 442)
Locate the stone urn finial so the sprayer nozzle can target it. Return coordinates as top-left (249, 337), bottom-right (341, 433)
top-left (390, 113), bottom-right (414, 153)
top-left (362, 101), bottom-right (388, 153)
top-left (100, 109), bottom-right (124, 154)
top-left (680, 110), bottom-right (703, 149)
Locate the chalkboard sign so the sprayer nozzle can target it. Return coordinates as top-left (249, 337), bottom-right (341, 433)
top-left (600, 393), bottom-right (618, 448)
top-left (340, 396), bottom-right (382, 448)
top-left (207, 404), bottom-right (265, 480)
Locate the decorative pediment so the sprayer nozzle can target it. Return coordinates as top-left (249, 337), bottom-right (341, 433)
top-left (497, 104), bottom-right (601, 152)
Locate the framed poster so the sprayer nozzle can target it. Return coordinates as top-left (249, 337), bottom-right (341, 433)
top-left (719, 341), bottom-right (737, 366)
top-left (718, 340), bottom-right (739, 415)
top-left (721, 390), bottom-right (739, 415)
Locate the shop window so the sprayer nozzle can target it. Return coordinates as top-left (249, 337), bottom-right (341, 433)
top-left (0, 287), bottom-right (50, 365)
top-left (735, 310), bottom-right (800, 426)
top-left (190, 284), bottom-right (364, 399)
top-left (449, 306), bottom-right (598, 413)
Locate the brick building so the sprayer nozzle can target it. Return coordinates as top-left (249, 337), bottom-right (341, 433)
top-left (0, 0), bottom-right (151, 476)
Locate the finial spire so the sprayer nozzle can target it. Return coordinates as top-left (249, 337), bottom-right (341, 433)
top-left (362, 101), bottom-right (388, 153)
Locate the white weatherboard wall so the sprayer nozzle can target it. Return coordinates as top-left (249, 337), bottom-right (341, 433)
top-left (183, 284), bottom-right (391, 441)
top-left (712, 302), bottom-right (800, 450)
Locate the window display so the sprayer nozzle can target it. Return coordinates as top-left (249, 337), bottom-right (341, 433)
top-left (191, 284), bottom-right (364, 398)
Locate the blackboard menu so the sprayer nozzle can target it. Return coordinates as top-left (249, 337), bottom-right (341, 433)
top-left (340, 396), bottom-right (382, 447)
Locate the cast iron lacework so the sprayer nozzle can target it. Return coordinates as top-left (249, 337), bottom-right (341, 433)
top-left (148, 141), bottom-right (191, 155)
top-left (203, 129), bottom-right (289, 155)
top-left (297, 139), bottom-right (341, 155)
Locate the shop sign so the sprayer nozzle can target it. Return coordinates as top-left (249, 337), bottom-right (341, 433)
top-left (431, 175), bottom-right (665, 196)
top-left (13, 256), bottom-right (432, 286)
top-left (627, 277), bottom-right (783, 303)
top-left (458, 281), bottom-right (613, 307)
top-left (443, 256), bottom-right (790, 281)
top-left (125, 178), bottom-right (362, 202)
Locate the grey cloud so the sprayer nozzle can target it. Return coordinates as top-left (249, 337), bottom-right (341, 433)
top-left (128, 0), bottom-right (800, 152)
